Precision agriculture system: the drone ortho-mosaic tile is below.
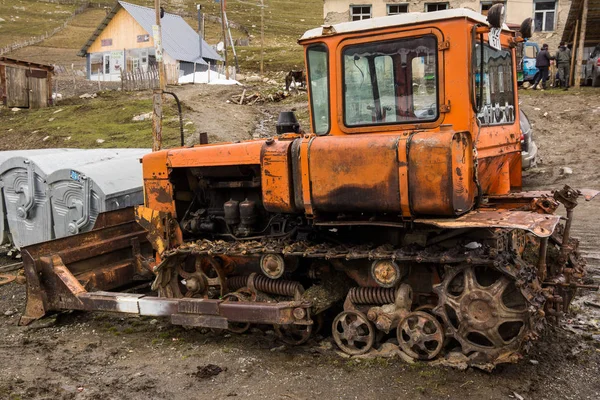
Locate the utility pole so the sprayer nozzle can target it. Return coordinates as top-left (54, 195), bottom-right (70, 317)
top-left (197, 4), bottom-right (203, 63)
top-left (260, 0), bottom-right (264, 76)
top-left (221, 0), bottom-right (229, 79)
top-left (575, 0), bottom-right (588, 88)
top-left (152, 0), bottom-right (166, 151)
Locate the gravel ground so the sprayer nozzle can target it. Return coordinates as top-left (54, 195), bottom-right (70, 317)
top-left (1, 87), bottom-right (599, 400)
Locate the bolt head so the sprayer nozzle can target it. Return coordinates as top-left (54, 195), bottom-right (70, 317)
top-left (293, 307), bottom-right (306, 320)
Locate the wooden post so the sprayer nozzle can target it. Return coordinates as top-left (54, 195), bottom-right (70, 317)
top-left (575, 0), bottom-right (588, 88)
top-left (569, 19), bottom-right (579, 87)
top-left (260, 0), bottom-right (264, 76)
top-left (221, 0), bottom-right (229, 80)
top-left (152, 0), bottom-right (166, 152)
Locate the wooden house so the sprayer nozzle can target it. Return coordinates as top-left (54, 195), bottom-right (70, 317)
top-left (0, 57), bottom-right (54, 109)
top-left (77, 1), bottom-right (222, 82)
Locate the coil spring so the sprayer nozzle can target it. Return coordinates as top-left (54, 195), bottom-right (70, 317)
top-left (253, 274), bottom-right (303, 297)
top-left (348, 287), bottom-right (395, 305)
top-left (227, 274), bottom-right (303, 297)
top-left (228, 275), bottom-right (250, 291)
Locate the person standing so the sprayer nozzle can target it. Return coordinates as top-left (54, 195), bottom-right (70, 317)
top-left (555, 41), bottom-right (572, 90)
top-left (530, 44), bottom-right (552, 90)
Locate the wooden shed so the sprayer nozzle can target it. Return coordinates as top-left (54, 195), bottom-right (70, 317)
top-left (0, 57), bottom-right (54, 109)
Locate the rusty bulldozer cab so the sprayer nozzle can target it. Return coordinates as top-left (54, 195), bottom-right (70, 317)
top-left (21, 8), bottom-right (598, 368)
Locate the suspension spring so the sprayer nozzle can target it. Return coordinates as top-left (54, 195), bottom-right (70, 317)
top-left (348, 287), bottom-right (395, 305)
top-left (253, 274), bottom-right (303, 297)
top-left (228, 275), bottom-right (249, 291)
top-left (227, 274), bottom-right (304, 297)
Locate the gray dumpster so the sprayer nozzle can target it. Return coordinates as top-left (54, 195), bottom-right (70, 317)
top-left (0, 149), bottom-right (79, 246)
top-left (0, 149), bottom-right (149, 248)
top-left (48, 155), bottom-right (146, 238)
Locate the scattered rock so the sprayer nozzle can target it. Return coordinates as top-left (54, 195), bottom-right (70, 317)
top-left (543, 112), bottom-right (548, 117)
top-left (335, 350), bottom-right (351, 359)
top-left (529, 359), bottom-right (539, 365)
top-left (4, 310), bottom-right (15, 316)
top-left (534, 107), bottom-right (541, 111)
top-left (96, 139), bottom-right (105, 144)
top-left (246, 75), bottom-right (262, 82)
top-left (42, 136), bottom-right (50, 141)
top-left (132, 112), bottom-right (152, 122)
top-left (559, 166), bottom-right (573, 176)
top-left (318, 339), bottom-right (333, 351)
top-left (262, 78), bottom-right (269, 83)
top-left (267, 79), bottom-right (278, 85)
top-left (513, 392), bottom-right (524, 400)
top-left (48, 117), bottom-right (55, 122)
top-left (193, 364), bottom-right (226, 379)
top-left (11, 107), bottom-right (20, 112)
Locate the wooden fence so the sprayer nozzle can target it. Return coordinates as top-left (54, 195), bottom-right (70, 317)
top-left (120, 65), bottom-right (179, 91)
top-left (0, 2), bottom-right (89, 56)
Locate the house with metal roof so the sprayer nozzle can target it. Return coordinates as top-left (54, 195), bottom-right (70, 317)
top-left (78, 1), bottom-right (222, 82)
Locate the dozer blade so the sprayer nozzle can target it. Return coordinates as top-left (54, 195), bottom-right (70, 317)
top-left (19, 207), bottom-right (154, 325)
top-left (19, 207), bottom-right (312, 329)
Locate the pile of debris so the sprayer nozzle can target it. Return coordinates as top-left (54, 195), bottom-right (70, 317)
top-left (229, 89), bottom-right (292, 106)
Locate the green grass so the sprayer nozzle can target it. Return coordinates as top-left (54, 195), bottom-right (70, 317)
top-left (0, 0), bottom-right (78, 48)
top-left (0, 91), bottom-right (189, 149)
top-left (38, 8), bottom-right (108, 50)
top-left (4, 1), bottom-right (322, 72)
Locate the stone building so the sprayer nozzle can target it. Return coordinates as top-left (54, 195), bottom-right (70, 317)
top-left (323, 0), bottom-right (572, 49)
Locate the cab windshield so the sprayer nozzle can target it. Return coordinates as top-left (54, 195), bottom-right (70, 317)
top-left (343, 35), bottom-right (438, 127)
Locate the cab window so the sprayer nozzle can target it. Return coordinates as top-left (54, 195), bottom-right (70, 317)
top-left (307, 45), bottom-right (330, 135)
top-left (342, 35), bottom-right (438, 127)
top-left (475, 43), bottom-right (516, 126)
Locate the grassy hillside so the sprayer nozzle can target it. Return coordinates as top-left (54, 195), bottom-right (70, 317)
top-left (0, 0), bottom-right (78, 48)
top-left (0, 91), bottom-right (186, 149)
top-left (4, 0), bottom-right (322, 72)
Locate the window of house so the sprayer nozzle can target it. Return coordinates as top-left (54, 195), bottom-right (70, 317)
top-left (534, 1), bottom-right (556, 32)
top-left (481, 1), bottom-right (506, 16)
top-left (350, 5), bottom-right (372, 21)
top-left (387, 4), bottom-right (408, 15)
top-left (342, 35), bottom-right (438, 127)
top-left (425, 3), bottom-right (449, 12)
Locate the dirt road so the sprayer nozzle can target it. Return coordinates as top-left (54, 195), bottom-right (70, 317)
top-left (1, 87), bottom-right (599, 400)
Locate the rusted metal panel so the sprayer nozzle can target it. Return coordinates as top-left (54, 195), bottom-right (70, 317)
top-left (409, 130), bottom-right (475, 216)
top-left (308, 135), bottom-right (401, 213)
top-left (260, 139), bottom-right (297, 213)
top-left (171, 314), bottom-right (229, 329)
top-left (416, 210), bottom-right (561, 237)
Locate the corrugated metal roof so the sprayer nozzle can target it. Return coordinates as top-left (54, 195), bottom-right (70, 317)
top-left (78, 1), bottom-right (222, 64)
top-left (562, 0), bottom-right (600, 47)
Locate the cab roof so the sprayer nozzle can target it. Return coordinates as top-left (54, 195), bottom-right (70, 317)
top-left (300, 8), bottom-right (509, 42)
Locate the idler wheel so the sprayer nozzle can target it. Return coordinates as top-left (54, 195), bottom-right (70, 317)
top-left (332, 310), bottom-right (375, 355)
top-left (397, 311), bottom-right (444, 360)
top-left (273, 323), bottom-right (313, 345)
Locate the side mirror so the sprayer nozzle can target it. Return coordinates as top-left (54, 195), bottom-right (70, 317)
top-left (487, 4), bottom-right (505, 28)
top-left (520, 18), bottom-right (534, 39)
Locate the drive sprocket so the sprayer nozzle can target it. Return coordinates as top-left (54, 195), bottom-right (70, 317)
top-left (433, 263), bottom-right (542, 364)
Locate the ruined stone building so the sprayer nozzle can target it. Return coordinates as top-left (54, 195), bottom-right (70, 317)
top-left (323, 0), bottom-right (572, 49)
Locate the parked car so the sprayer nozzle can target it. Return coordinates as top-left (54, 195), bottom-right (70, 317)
top-left (584, 43), bottom-right (600, 87)
top-left (517, 42), bottom-right (539, 84)
top-left (520, 109), bottom-right (537, 169)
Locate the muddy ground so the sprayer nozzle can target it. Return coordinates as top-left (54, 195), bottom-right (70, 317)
top-left (1, 87), bottom-right (599, 400)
